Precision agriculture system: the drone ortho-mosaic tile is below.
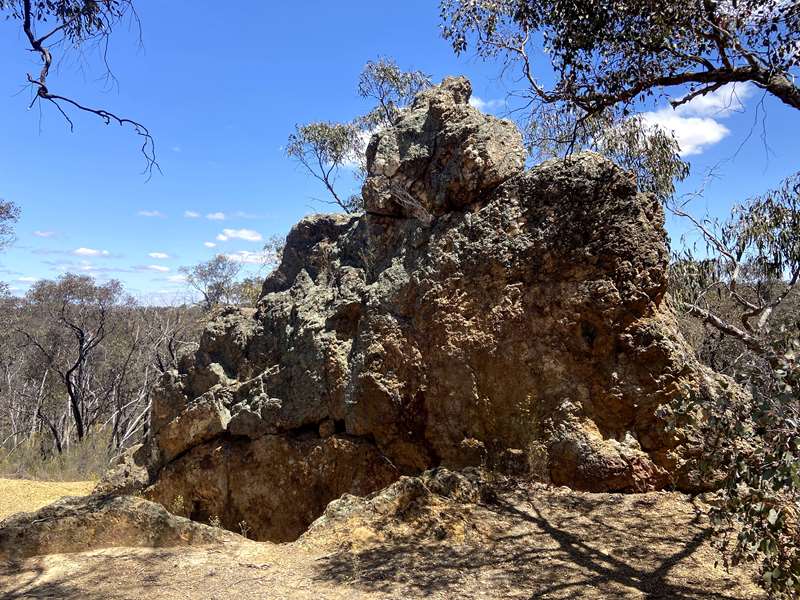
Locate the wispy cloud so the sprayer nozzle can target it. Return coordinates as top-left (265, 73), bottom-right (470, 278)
top-left (138, 210), bottom-right (166, 218)
top-left (469, 96), bottom-right (504, 112)
top-left (44, 259), bottom-right (131, 275)
top-left (216, 228), bottom-right (262, 242)
top-left (73, 247), bottom-right (111, 257)
top-left (139, 265), bottom-right (170, 273)
top-left (184, 210), bottom-right (201, 219)
top-left (234, 211), bottom-right (268, 220)
top-left (148, 252), bottom-right (170, 259)
top-left (33, 230), bottom-right (57, 238)
top-left (640, 83), bottom-right (753, 156)
top-left (33, 247), bottom-right (119, 259)
top-left (166, 274), bottom-right (187, 283)
top-left (224, 250), bottom-right (269, 264)
top-left (18, 276), bottom-right (38, 283)
top-left (204, 241), bottom-right (217, 248)
top-left (206, 212), bottom-right (226, 221)
top-left (171, 146), bottom-right (182, 153)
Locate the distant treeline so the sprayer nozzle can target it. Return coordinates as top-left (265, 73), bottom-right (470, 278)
top-left (0, 275), bottom-right (204, 473)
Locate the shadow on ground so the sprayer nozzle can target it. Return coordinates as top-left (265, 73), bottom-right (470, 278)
top-left (2, 550), bottom-right (179, 600)
top-left (1, 486), bottom-right (765, 599)
top-left (313, 488), bottom-right (764, 599)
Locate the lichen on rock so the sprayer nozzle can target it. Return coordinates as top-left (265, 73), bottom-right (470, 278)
top-left (363, 76), bottom-right (526, 219)
top-left (102, 76), bottom-right (748, 542)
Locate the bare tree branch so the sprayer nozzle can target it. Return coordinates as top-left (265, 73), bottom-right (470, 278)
top-left (15, 0), bottom-right (159, 177)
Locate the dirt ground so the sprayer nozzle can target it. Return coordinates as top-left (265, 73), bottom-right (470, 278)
top-left (0, 478), bottom-right (95, 520)
top-left (0, 481), bottom-right (767, 599)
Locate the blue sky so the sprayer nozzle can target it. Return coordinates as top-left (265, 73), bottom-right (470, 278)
top-left (0, 1), bottom-right (797, 302)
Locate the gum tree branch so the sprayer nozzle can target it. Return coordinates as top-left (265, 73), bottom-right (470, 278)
top-left (19, 0), bottom-right (159, 178)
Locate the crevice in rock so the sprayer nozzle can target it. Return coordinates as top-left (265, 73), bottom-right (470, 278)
top-left (147, 425), bottom-right (408, 543)
top-left (285, 422), bottom-right (322, 440)
top-left (580, 320), bottom-right (598, 349)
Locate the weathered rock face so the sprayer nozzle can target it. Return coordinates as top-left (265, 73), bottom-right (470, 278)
top-left (363, 77), bottom-right (526, 219)
top-left (0, 495), bottom-right (240, 561)
top-left (127, 77), bottom-right (744, 542)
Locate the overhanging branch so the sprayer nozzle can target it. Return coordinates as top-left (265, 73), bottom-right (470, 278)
top-left (20, 0), bottom-right (160, 178)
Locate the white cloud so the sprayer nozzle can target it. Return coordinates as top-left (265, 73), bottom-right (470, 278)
top-left (145, 265), bottom-right (170, 273)
top-left (73, 247), bottom-right (110, 257)
top-left (43, 259), bottom-right (130, 275)
top-left (224, 250), bottom-right (268, 264)
top-left (184, 210), bottom-right (201, 219)
top-left (640, 83), bottom-right (752, 156)
top-left (148, 252), bottom-right (170, 259)
top-left (469, 96), bottom-right (504, 112)
top-left (218, 228), bottom-right (262, 242)
top-left (167, 274), bottom-right (187, 283)
top-left (18, 276), bottom-right (38, 283)
top-left (206, 212), bottom-right (226, 221)
top-left (673, 82), bottom-right (753, 119)
top-left (78, 260), bottom-right (97, 273)
top-left (138, 210), bottom-right (165, 218)
top-left (204, 241), bottom-right (217, 248)
top-left (33, 230), bottom-right (56, 238)
top-left (641, 112), bottom-right (730, 156)
top-left (172, 146), bottom-right (182, 153)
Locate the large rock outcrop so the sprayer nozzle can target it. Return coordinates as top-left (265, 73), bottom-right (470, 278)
top-left (119, 77), bottom-right (744, 542)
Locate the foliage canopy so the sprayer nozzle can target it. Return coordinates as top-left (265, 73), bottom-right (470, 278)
top-left (441, 0), bottom-right (800, 116)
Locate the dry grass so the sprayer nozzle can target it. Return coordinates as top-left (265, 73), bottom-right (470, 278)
top-left (0, 431), bottom-right (112, 482)
top-left (0, 478), bottom-right (95, 521)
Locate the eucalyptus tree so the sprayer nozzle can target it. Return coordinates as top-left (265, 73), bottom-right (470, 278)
top-left (178, 255), bottom-right (243, 311)
top-left (0, 276), bottom-right (204, 464)
top-left (0, 201), bottom-right (20, 250)
top-left (16, 275), bottom-right (126, 447)
top-left (286, 122), bottom-right (365, 212)
top-left (357, 58), bottom-right (432, 129)
top-left (666, 174), bottom-right (800, 595)
top-left (671, 173), bottom-right (800, 357)
top-left (287, 57), bottom-right (431, 212)
top-left (440, 0), bottom-right (800, 117)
